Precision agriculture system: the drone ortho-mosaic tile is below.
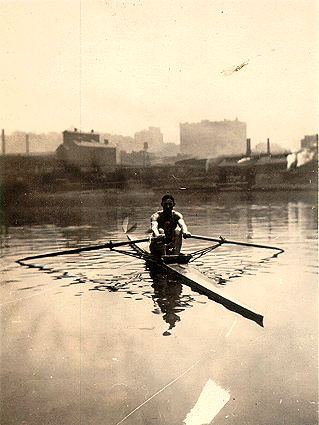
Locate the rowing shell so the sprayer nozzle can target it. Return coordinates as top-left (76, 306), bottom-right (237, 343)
top-left (161, 262), bottom-right (263, 327)
top-left (126, 238), bottom-right (264, 327)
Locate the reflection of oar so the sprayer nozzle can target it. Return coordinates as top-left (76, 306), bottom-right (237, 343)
top-left (16, 238), bottom-right (150, 263)
top-left (189, 235), bottom-right (284, 254)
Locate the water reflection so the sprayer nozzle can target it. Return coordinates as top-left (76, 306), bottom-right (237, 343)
top-left (148, 265), bottom-right (195, 336)
top-left (16, 251), bottom-right (201, 336)
top-left (87, 262), bottom-right (198, 336)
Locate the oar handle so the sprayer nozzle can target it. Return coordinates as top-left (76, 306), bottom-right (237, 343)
top-left (190, 235), bottom-right (284, 253)
top-left (17, 238), bottom-right (150, 263)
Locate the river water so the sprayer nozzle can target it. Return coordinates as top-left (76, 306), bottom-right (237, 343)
top-left (1, 189), bottom-right (317, 425)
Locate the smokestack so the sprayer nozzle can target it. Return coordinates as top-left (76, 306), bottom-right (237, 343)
top-left (26, 134), bottom-right (30, 154)
top-left (1, 129), bottom-right (5, 155)
top-left (246, 138), bottom-right (251, 156)
top-left (267, 138), bottom-right (270, 155)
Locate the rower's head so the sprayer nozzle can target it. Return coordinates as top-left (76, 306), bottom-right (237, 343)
top-left (161, 195), bottom-right (175, 212)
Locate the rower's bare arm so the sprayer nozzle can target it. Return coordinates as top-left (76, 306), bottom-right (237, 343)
top-left (151, 213), bottom-right (160, 237)
top-left (178, 217), bottom-right (191, 238)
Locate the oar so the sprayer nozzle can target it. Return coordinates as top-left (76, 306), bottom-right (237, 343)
top-left (16, 238), bottom-right (150, 263)
top-left (189, 235), bottom-right (284, 254)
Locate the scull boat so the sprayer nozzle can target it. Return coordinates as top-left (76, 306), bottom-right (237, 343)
top-left (121, 236), bottom-right (265, 327)
top-left (17, 228), bottom-right (284, 328)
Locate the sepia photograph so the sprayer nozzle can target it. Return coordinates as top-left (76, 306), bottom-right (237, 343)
top-left (1, 1), bottom-right (318, 424)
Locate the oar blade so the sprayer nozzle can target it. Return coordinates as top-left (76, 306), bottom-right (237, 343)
top-left (122, 217), bottom-right (138, 234)
top-left (122, 217), bottom-right (129, 233)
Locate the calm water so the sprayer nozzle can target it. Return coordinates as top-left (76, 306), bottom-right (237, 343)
top-left (1, 190), bottom-right (318, 425)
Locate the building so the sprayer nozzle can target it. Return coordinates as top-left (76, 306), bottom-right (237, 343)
top-left (134, 127), bottom-right (164, 153)
top-left (102, 133), bottom-right (139, 154)
top-left (56, 130), bottom-right (116, 173)
top-left (180, 119), bottom-right (247, 158)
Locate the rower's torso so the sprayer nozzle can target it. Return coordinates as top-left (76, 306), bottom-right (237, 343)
top-left (152, 210), bottom-right (183, 236)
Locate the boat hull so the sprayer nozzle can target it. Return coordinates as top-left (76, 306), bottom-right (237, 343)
top-left (164, 263), bottom-right (264, 327)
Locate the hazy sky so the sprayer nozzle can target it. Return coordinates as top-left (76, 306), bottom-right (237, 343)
top-left (1, 0), bottom-right (318, 150)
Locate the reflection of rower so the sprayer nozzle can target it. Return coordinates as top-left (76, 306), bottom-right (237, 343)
top-left (150, 195), bottom-right (191, 256)
top-left (148, 265), bottom-right (185, 336)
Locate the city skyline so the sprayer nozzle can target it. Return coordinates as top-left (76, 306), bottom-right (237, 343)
top-left (1, 123), bottom-right (302, 156)
top-left (1, 0), bottom-right (318, 152)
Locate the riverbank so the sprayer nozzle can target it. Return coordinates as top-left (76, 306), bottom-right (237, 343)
top-left (1, 152), bottom-right (317, 202)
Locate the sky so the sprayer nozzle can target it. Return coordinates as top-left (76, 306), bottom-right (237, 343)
top-left (1, 0), bottom-right (318, 150)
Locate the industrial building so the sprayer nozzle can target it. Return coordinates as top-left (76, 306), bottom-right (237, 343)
top-left (56, 130), bottom-right (116, 173)
top-left (180, 119), bottom-right (247, 158)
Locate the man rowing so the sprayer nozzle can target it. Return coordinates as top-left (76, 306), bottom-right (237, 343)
top-left (150, 195), bottom-right (191, 256)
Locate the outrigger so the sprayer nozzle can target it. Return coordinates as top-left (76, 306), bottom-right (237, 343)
top-left (17, 223), bottom-right (284, 328)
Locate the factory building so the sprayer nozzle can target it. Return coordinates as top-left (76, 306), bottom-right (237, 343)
top-left (56, 130), bottom-right (116, 172)
top-left (180, 119), bottom-right (247, 158)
